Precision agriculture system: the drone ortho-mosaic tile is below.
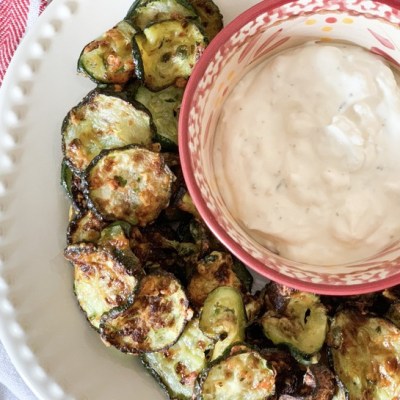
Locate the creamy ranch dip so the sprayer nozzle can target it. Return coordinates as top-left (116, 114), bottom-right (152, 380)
top-left (213, 42), bottom-right (400, 265)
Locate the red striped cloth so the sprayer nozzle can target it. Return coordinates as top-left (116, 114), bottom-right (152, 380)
top-left (0, 0), bottom-right (48, 85)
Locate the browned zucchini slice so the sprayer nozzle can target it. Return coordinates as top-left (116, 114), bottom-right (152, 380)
top-left (64, 243), bottom-right (141, 330)
top-left (329, 310), bottom-right (400, 399)
top-left (67, 210), bottom-right (106, 245)
top-left (85, 146), bottom-right (175, 226)
top-left (188, 0), bottom-right (223, 41)
top-left (100, 271), bottom-right (192, 354)
top-left (261, 291), bottom-right (328, 357)
top-left (127, 0), bottom-right (198, 31)
top-left (62, 90), bottom-right (154, 173)
top-left (195, 348), bottom-right (276, 400)
top-left (199, 286), bottom-right (246, 361)
top-left (133, 19), bottom-right (207, 91)
top-left (142, 318), bottom-right (214, 399)
top-left (78, 20), bottom-right (136, 84)
top-left (61, 160), bottom-right (88, 211)
top-left (187, 251), bottom-right (245, 309)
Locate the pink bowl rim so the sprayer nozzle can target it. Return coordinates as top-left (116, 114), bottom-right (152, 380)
top-left (179, 0), bottom-right (400, 295)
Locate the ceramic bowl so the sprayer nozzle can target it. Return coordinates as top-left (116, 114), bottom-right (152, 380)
top-left (179, 0), bottom-right (400, 295)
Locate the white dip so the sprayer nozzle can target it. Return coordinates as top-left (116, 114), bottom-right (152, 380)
top-left (213, 42), bottom-right (400, 265)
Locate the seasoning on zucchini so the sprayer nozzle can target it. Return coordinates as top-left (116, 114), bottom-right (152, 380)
top-left (62, 89), bottom-right (154, 173)
top-left (84, 146), bottom-right (175, 226)
top-left (127, 0), bottom-right (198, 31)
top-left (199, 286), bottom-right (246, 361)
top-left (134, 84), bottom-right (184, 150)
top-left (133, 19), bottom-right (207, 90)
top-left (64, 243), bottom-right (141, 330)
top-left (142, 318), bottom-right (214, 400)
top-left (78, 20), bottom-right (136, 84)
top-left (67, 210), bottom-right (106, 245)
top-left (261, 291), bottom-right (328, 357)
top-left (187, 251), bottom-right (245, 309)
top-left (328, 309), bottom-right (400, 399)
top-left (194, 348), bottom-right (276, 400)
top-left (100, 271), bottom-right (192, 354)
top-left (188, 0), bottom-right (223, 41)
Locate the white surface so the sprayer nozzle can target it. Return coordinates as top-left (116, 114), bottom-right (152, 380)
top-left (0, 0), bottom-right (260, 399)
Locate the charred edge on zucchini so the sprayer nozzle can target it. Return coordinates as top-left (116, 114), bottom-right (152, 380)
top-left (100, 270), bottom-right (192, 354)
top-left (142, 318), bottom-right (214, 400)
top-left (62, 89), bottom-right (155, 173)
top-left (328, 310), bottom-right (400, 400)
top-left (261, 291), bottom-right (328, 357)
top-left (61, 160), bottom-right (88, 211)
top-left (67, 210), bottom-right (106, 245)
top-left (78, 20), bottom-right (136, 84)
top-left (194, 349), bottom-right (276, 400)
top-left (127, 0), bottom-right (198, 31)
top-left (199, 286), bottom-right (246, 361)
top-left (84, 145), bottom-right (175, 226)
top-left (188, 0), bottom-right (223, 41)
top-left (64, 243), bottom-right (141, 330)
top-left (132, 19), bottom-right (207, 91)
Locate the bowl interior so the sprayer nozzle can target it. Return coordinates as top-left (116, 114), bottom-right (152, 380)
top-left (180, 0), bottom-right (400, 294)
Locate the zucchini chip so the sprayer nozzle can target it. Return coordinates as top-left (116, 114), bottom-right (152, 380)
top-left (85, 146), bottom-right (175, 226)
top-left (62, 90), bottom-right (154, 173)
top-left (142, 318), bottom-right (214, 400)
top-left (100, 271), bottom-right (192, 354)
top-left (78, 20), bottom-right (136, 84)
top-left (188, 0), bottom-right (223, 41)
top-left (133, 19), bottom-right (207, 90)
top-left (187, 251), bottom-right (245, 309)
top-left (261, 291), bottom-right (328, 357)
top-left (199, 286), bottom-right (246, 361)
top-left (67, 210), bottom-right (106, 245)
top-left (329, 310), bottom-right (400, 399)
top-left (195, 348), bottom-right (276, 400)
top-left (134, 84), bottom-right (184, 150)
top-left (127, 0), bottom-right (197, 31)
top-left (64, 243), bottom-right (141, 330)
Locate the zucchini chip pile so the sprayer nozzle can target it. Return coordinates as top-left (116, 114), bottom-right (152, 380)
top-left (62, 1), bottom-right (400, 399)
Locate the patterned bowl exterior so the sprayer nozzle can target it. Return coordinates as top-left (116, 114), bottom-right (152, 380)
top-left (179, 0), bottom-right (400, 295)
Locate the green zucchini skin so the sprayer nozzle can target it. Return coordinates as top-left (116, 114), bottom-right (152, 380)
top-left (194, 348), bottom-right (276, 400)
top-left (77, 20), bottom-right (137, 85)
top-left (134, 84), bottom-right (184, 150)
top-left (62, 89), bottom-right (155, 174)
top-left (61, 160), bottom-right (88, 212)
top-left (199, 286), bottom-right (247, 361)
top-left (132, 19), bottom-right (207, 91)
top-left (188, 0), bottom-right (223, 41)
top-left (83, 145), bottom-right (175, 226)
top-left (127, 0), bottom-right (198, 31)
top-left (64, 243), bottom-right (141, 330)
top-left (328, 310), bottom-right (400, 400)
top-left (261, 290), bottom-right (328, 357)
top-left (99, 270), bottom-right (192, 354)
top-left (141, 318), bottom-right (214, 400)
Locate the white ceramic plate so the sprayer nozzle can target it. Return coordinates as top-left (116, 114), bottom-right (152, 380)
top-left (0, 0), bottom-right (261, 399)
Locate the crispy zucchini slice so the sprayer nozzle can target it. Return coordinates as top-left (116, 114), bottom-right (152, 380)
top-left (195, 348), bottom-right (276, 400)
top-left (133, 19), bottom-right (207, 91)
top-left (85, 146), bottom-right (175, 226)
top-left (61, 160), bottom-right (88, 211)
top-left (62, 90), bottom-right (154, 173)
top-left (329, 310), bottom-right (400, 399)
top-left (187, 251), bottom-right (244, 309)
top-left (127, 0), bottom-right (197, 31)
top-left (142, 318), bottom-right (214, 400)
top-left (199, 286), bottom-right (246, 361)
top-left (100, 271), bottom-right (192, 354)
top-left (78, 20), bottom-right (136, 84)
top-left (64, 243), bottom-right (141, 330)
top-left (134, 84), bottom-right (183, 150)
top-left (261, 291), bottom-right (328, 356)
top-left (188, 0), bottom-right (223, 41)
top-left (67, 210), bottom-right (106, 245)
